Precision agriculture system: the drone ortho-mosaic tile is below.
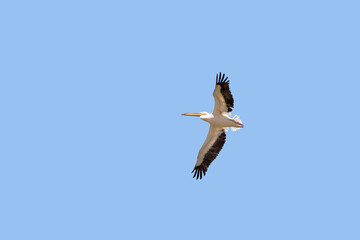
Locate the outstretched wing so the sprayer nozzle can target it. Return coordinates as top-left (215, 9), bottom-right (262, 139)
top-left (213, 72), bottom-right (234, 114)
top-left (192, 125), bottom-right (226, 180)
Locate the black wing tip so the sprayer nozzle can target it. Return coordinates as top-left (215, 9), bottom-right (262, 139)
top-left (192, 166), bottom-right (207, 180)
top-left (216, 72), bottom-right (230, 85)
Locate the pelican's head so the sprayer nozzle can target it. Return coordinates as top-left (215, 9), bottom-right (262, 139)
top-left (181, 112), bottom-right (208, 117)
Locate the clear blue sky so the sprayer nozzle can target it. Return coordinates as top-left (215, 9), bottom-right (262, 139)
top-left (1, 1), bottom-right (359, 239)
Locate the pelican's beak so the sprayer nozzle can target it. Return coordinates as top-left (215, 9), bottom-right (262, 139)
top-left (181, 112), bottom-right (204, 117)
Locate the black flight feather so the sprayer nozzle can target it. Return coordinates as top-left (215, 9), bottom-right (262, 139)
top-left (192, 130), bottom-right (226, 180)
top-left (215, 72), bottom-right (234, 113)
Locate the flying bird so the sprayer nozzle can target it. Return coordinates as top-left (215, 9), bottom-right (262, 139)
top-left (182, 72), bottom-right (243, 180)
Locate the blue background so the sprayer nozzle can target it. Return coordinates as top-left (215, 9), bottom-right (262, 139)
top-left (1, 1), bottom-right (359, 239)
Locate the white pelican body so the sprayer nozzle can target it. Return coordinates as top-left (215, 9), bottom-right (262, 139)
top-left (182, 72), bottom-right (243, 180)
top-left (200, 113), bottom-right (242, 128)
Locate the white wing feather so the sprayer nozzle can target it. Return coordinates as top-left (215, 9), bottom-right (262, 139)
top-left (213, 85), bottom-right (228, 114)
top-left (196, 125), bottom-right (225, 167)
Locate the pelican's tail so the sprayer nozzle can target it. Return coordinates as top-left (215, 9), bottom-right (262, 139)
top-left (231, 115), bottom-right (243, 132)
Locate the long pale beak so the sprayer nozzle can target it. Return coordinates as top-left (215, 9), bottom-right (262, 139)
top-left (181, 112), bottom-right (204, 117)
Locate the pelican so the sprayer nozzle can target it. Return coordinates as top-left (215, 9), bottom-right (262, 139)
top-left (182, 72), bottom-right (243, 180)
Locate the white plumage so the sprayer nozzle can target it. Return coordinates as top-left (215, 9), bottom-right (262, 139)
top-left (182, 72), bottom-right (243, 179)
